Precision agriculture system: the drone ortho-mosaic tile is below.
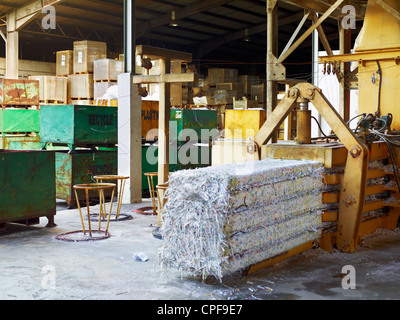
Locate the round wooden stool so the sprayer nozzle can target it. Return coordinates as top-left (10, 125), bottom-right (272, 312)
top-left (134, 172), bottom-right (158, 215)
top-left (56, 183), bottom-right (116, 242)
top-left (93, 175), bottom-right (129, 220)
top-left (156, 183), bottom-right (169, 227)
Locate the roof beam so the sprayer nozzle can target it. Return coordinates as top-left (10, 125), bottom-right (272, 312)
top-left (278, 0), bottom-right (344, 63)
top-left (8, 0), bottom-right (65, 31)
top-left (197, 10), bottom-right (304, 57)
top-left (136, 0), bottom-right (236, 37)
top-left (279, 0), bottom-right (366, 20)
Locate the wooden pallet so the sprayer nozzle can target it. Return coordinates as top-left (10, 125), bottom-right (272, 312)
top-left (1, 132), bottom-right (38, 136)
top-left (73, 72), bottom-right (93, 75)
top-left (1, 105), bottom-right (39, 110)
top-left (40, 100), bottom-right (68, 105)
top-left (246, 241), bottom-right (315, 275)
top-left (69, 98), bottom-right (94, 106)
top-left (94, 79), bottom-right (118, 83)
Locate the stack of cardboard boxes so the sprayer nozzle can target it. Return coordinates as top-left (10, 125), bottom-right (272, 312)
top-left (51, 41), bottom-right (124, 106)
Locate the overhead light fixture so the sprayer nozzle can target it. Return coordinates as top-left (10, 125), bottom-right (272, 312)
top-left (243, 28), bottom-right (250, 42)
top-left (169, 10), bottom-right (178, 27)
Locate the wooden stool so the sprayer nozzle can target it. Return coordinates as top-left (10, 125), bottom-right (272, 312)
top-left (134, 172), bottom-right (158, 215)
top-left (68, 183), bottom-right (116, 240)
top-left (145, 172), bottom-right (158, 214)
top-left (93, 175), bottom-right (129, 219)
top-left (156, 183), bottom-right (169, 227)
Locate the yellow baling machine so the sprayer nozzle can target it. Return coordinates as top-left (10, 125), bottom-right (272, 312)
top-left (213, 0), bottom-right (400, 269)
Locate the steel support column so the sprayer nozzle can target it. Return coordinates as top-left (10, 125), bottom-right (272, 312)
top-left (118, 0), bottom-right (142, 204)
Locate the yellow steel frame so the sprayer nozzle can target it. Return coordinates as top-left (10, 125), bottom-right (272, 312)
top-left (248, 82), bottom-right (369, 253)
top-left (319, 49), bottom-right (400, 65)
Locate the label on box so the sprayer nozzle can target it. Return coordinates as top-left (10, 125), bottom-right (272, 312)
top-left (78, 51), bottom-right (83, 63)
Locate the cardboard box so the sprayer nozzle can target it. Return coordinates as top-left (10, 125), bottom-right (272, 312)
top-left (73, 40), bottom-right (107, 74)
top-left (56, 50), bottom-right (73, 76)
top-left (69, 74), bottom-right (94, 99)
top-left (29, 76), bottom-right (68, 102)
top-left (207, 68), bottom-right (238, 85)
top-left (94, 59), bottom-right (124, 81)
top-left (239, 75), bottom-right (260, 97)
top-left (94, 82), bottom-right (117, 100)
top-left (251, 83), bottom-right (265, 102)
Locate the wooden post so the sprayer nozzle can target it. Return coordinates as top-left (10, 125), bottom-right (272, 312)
top-left (158, 58), bottom-right (171, 185)
top-left (339, 23), bottom-right (350, 122)
top-left (5, 1), bottom-right (65, 79)
top-left (133, 46), bottom-right (194, 187)
top-left (6, 12), bottom-right (18, 79)
top-left (266, 0), bottom-right (279, 143)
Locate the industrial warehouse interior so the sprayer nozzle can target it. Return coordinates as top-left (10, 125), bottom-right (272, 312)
top-left (2, 0), bottom-right (400, 304)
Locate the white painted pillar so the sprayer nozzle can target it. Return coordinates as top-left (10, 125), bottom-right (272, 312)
top-left (118, 73), bottom-right (142, 204)
top-left (6, 11), bottom-right (18, 79)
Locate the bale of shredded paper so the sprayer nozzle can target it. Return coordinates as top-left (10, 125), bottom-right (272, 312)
top-left (159, 158), bottom-right (324, 282)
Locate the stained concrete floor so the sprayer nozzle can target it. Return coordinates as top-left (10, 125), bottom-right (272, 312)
top-left (1, 199), bottom-right (400, 301)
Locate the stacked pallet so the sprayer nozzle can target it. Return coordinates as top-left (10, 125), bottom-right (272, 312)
top-left (93, 58), bottom-right (124, 104)
top-left (0, 79), bottom-right (39, 109)
top-left (56, 50), bottom-right (73, 77)
top-left (28, 75), bottom-right (68, 105)
top-left (54, 41), bottom-right (125, 106)
top-left (192, 69), bottom-right (264, 108)
top-left (159, 158), bottom-right (324, 281)
top-left (69, 40), bottom-right (107, 105)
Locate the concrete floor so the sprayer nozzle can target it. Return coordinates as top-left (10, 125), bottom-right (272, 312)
top-left (1, 199), bottom-right (400, 301)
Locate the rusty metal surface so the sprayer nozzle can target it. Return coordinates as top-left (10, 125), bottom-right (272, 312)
top-left (55, 150), bottom-right (117, 207)
top-left (0, 150), bottom-right (56, 224)
top-left (0, 80), bottom-right (40, 106)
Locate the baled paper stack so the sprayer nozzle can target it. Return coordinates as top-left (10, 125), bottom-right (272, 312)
top-left (159, 158), bottom-right (324, 281)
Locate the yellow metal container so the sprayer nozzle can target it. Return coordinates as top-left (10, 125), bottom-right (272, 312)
top-left (95, 99), bottom-right (118, 107)
top-left (320, 0), bottom-right (400, 130)
top-left (355, 0), bottom-right (400, 130)
top-left (358, 59), bottom-right (400, 130)
top-left (355, 0), bottom-right (400, 52)
top-left (224, 109), bottom-right (266, 139)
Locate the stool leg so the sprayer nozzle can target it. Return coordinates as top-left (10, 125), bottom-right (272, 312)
top-left (105, 188), bottom-right (115, 234)
top-left (98, 189), bottom-right (103, 231)
top-left (74, 189), bottom-right (86, 234)
top-left (102, 188), bottom-right (107, 219)
top-left (116, 179), bottom-right (126, 219)
top-left (156, 188), bottom-right (162, 227)
top-left (148, 176), bottom-right (156, 213)
top-left (99, 180), bottom-right (107, 219)
top-left (85, 189), bottom-right (92, 237)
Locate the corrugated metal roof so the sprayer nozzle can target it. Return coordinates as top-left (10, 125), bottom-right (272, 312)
top-left (0, 0), bottom-right (368, 70)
